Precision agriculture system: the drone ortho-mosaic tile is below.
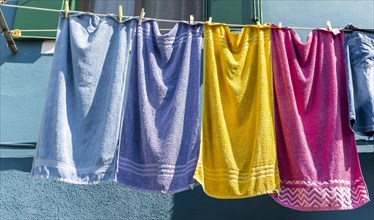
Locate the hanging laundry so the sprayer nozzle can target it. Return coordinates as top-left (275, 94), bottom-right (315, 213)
top-left (116, 19), bottom-right (203, 193)
top-left (31, 12), bottom-right (135, 184)
top-left (270, 26), bottom-right (370, 211)
top-left (193, 23), bottom-right (280, 199)
top-left (344, 25), bottom-right (374, 136)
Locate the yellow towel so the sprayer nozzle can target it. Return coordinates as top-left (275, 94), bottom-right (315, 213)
top-left (194, 22), bottom-right (280, 199)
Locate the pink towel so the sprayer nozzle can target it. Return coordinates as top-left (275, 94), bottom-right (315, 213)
top-left (270, 26), bottom-right (370, 211)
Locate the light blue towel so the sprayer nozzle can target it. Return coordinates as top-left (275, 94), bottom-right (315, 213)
top-left (31, 12), bottom-right (135, 184)
top-left (116, 19), bottom-right (203, 193)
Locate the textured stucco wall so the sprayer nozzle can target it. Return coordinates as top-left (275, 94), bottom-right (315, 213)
top-left (0, 1), bottom-right (373, 220)
top-left (1, 148), bottom-right (372, 220)
top-left (0, 5), bottom-right (51, 143)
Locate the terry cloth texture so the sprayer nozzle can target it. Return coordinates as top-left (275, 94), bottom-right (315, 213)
top-left (193, 23), bottom-right (280, 199)
top-left (116, 20), bottom-right (203, 193)
top-left (270, 26), bottom-right (370, 211)
top-left (31, 12), bottom-right (135, 184)
top-left (344, 28), bottom-right (374, 136)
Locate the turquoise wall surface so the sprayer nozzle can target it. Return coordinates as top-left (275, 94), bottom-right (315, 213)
top-left (262, 0), bottom-right (374, 40)
top-left (0, 6), bottom-right (51, 143)
top-left (1, 1), bottom-right (373, 219)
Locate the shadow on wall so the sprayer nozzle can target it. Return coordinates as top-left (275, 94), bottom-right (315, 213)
top-left (0, 40), bottom-right (44, 66)
top-left (0, 150), bottom-right (372, 219)
top-left (0, 149), bottom-right (175, 220)
top-left (0, 5), bottom-right (44, 66)
top-left (0, 157), bottom-right (33, 172)
top-left (171, 154), bottom-right (374, 220)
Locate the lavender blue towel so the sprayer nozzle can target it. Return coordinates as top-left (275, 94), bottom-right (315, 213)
top-left (116, 19), bottom-right (203, 193)
top-left (31, 12), bottom-right (135, 184)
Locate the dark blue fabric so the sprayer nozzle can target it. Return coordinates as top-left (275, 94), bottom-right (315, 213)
top-left (344, 29), bottom-right (374, 136)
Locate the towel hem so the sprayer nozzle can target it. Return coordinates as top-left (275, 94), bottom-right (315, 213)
top-left (194, 175), bottom-right (280, 199)
top-left (270, 179), bottom-right (371, 211)
top-left (115, 181), bottom-right (195, 194)
top-left (31, 163), bottom-right (115, 184)
top-left (31, 174), bottom-right (114, 185)
top-left (271, 195), bottom-right (370, 211)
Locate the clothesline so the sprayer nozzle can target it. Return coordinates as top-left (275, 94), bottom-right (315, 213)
top-left (0, 2), bottom-right (366, 31)
top-left (28, 10), bottom-right (372, 209)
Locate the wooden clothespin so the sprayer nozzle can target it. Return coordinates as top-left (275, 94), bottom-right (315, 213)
top-left (278, 22), bottom-right (282, 28)
top-left (190, 15), bottom-right (194, 25)
top-left (326, 20), bottom-right (332, 31)
top-left (208, 17), bottom-right (212, 24)
top-left (326, 20), bottom-right (340, 35)
top-left (64, 0), bottom-right (69, 18)
top-left (138, 8), bottom-right (145, 26)
top-left (118, 5), bottom-right (123, 23)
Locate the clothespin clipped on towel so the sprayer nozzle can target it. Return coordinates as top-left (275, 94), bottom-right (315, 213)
top-left (190, 15), bottom-right (194, 25)
top-left (138, 8), bottom-right (145, 26)
top-left (326, 20), bottom-right (340, 35)
top-left (278, 22), bottom-right (282, 28)
top-left (208, 17), bottom-right (212, 24)
top-left (118, 5), bottom-right (123, 23)
top-left (326, 20), bottom-right (332, 31)
top-left (64, 0), bottom-right (69, 18)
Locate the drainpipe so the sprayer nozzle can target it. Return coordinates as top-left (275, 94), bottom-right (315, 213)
top-left (258, 0), bottom-right (263, 23)
top-left (252, 0), bottom-right (262, 24)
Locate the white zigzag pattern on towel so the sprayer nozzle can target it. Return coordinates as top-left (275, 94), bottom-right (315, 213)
top-left (282, 179), bottom-right (354, 186)
top-left (276, 180), bottom-right (370, 209)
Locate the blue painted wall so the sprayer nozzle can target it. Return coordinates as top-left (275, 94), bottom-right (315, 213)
top-left (0, 7), bottom-right (51, 143)
top-left (262, 0), bottom-right (374, 40)
top-left (1, 1), bottom-right (373, 219)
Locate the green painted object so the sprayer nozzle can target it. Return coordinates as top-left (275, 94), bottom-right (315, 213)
top-left (206, 0), bottom-right (255, 25)
top-left (12, 0), bottom-right (77, 40)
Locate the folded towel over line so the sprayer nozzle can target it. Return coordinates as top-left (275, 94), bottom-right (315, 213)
top-left (270, 26), bottom-right (370, 211)
top-left (31, 12), bottom-right (135, 184)
top-left (193, 23), bottom-right (280, 199)
top-left (116, 19), bottom-right (203, 193)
